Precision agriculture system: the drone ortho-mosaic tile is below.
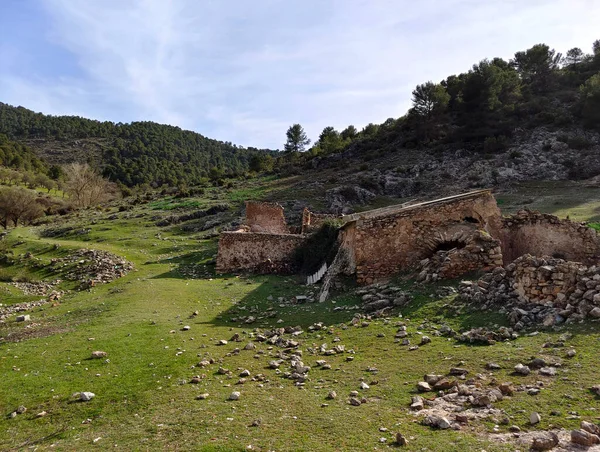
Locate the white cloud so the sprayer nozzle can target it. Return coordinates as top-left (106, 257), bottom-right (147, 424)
top-left (1, 0), bottom-right (599, 148)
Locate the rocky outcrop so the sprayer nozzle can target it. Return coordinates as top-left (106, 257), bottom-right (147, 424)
top-left (325, 186), bottom-right (376, 214)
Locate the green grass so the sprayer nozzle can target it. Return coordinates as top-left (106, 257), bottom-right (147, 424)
top-left (496, 181), bottom-right (600, 221)
top-left (1, 181), bottom-right (600, 451)
top-left (148, 198), bottom-right (207, 210)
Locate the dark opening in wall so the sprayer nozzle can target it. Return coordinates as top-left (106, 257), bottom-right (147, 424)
top-left (433, 240), bottom-right (466, 253)
top-left (463, 216), bottom-right (479, 224)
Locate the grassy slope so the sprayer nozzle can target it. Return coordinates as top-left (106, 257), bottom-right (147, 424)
top-left (1, 181), bottom-right (600, 451)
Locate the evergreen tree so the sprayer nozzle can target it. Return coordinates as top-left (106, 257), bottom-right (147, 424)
top-left (284, 124), bottom-right (311, 153)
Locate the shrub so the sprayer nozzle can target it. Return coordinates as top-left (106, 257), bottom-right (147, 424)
top-left (566, 136), bottom-right (593, 150)
top-left (483, 135), bottom-right (508, 153)
top-left (509, 150), bottom-right (523, 159)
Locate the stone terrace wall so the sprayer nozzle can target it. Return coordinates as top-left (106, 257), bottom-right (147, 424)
top-left (245, 201), bottom-right (289, 234)
top-left (500, 210), bottom-right (600, 265)
top-left (347, 191), bottom-right (502, 284)
top-left (216, 232), bottom-right (306, 274)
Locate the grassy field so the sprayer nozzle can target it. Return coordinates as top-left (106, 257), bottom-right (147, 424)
top-left (1, 181), bottom-right (600, 451)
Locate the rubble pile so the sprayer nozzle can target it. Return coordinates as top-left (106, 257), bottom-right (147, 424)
top-left (0, 299), bottom-right (49, 322)
top-left (356, 284), bottom-right (412, 314)
top-left (51, 249), bottom-right (133, 289)
top-left (11, 281), bottom-right (61, 296)
top-left (456, 326), bottom-right (518, 345)
top-left (417, 230), bottom-right (503, 283)
top-left (459, 254), bottom-right (600, 329)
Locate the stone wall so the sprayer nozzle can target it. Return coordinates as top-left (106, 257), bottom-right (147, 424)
top-left (511, 255), bottom-right (581, 303)
top-left (417, 230), bottom-right (503, 282)
top-left (216, 232), bottom-right (306, 274)
top-left (459, 254), bottom-right (600, 329)
top-left (301, 208), bottom-right (339, 234)
top-left (245, 201), bottom-right (289, 234)
top-left (500, 210), bottom-right (600, 264)
top-left (344, 191), bottom-right (502, 285)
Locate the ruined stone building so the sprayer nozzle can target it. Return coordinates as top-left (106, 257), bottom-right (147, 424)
top-left (216, 191), bottom-right (600, 292)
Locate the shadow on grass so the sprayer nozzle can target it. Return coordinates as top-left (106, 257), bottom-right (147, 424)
top-left (190, 273), bottom-right (364, 329)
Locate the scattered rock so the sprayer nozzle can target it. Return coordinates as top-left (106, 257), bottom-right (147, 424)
top-left (91, 351), bottom-right (107, 359)
top-left (410, 396), bottom-right (424, 410)
top-left (539, 367), bottom-right (557, 377)
top-left (228, 391), bottom-right (240, 401)
top-left (514, 363), bottom-right (531, 376)
top-left (417, 382), bottom-right (432, 392)
top-left (423, 415), bottom-right (452, 429)
top-left (395, 432), bottom-right (407, 446)
top-left (349, 397), bottom-right (361, 406)
top-left (79, 392), bottom-right (95, 402)
top-left (531, 431), bottom-right (559, 451)
top-left (571, 429), bottom-right (600, 446)
top-left (530, 412), bottom-right (541, 425)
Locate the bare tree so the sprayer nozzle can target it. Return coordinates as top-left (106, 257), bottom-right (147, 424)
top-left (64, 163), bottom-right (117, 208)
top-left (0, 187), bottom-right (44, 228)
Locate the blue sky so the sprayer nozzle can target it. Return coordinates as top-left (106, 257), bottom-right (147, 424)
top-left (1, 0), bottom-right (599, 149)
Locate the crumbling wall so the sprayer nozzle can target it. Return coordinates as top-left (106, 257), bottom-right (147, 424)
top-left (216, 232), bottom-right (306, 274)
top-left (348, 191), bottom-right (502, 284)
top-left (301, 208), bottom-right (339, 234)
top-left (511, 255), bottom-right (581, 303)
top-left (459, 254), bottom-right (600, 328)
top-left (500, 210), bottom-right (600, 264)
top-left (245, 201), bottom-right (289, 234)
top-left (417, 230), bottom-right (503, 282)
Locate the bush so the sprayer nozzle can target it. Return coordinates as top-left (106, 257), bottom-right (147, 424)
top-left (483, 135), bottom-right (508, 153)
top-left (567, 136), bottom-right (593, 150)
top-left (509, 150), bottom-right (523, 159)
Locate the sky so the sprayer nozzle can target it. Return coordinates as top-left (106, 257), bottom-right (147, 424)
top-left (1, 0), bottom-right (599, 149)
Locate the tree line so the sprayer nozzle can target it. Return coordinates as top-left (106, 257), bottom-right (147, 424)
top-left (0, 104), bottom-right (274, 187)
top-left (279, 39), bottom-right (600, 169)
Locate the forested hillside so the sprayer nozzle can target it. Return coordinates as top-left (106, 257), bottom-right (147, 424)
top-left (0, 103), bottom-right (273, 186)
top-left (0, 134), bottom-right (47, 174)
top-left (1, 40), bottom-right (600, 190)
top-left (296, 41), bottom-right (600, 161)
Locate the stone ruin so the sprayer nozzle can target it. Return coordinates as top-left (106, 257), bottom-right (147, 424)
top-left (216, 191), bottom-right (600, 319)
top-left (459, 254), bottom-right (600, 329)
top-left (216, 201), bottom-right (338, 274)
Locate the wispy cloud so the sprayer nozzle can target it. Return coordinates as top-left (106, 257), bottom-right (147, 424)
top-left (1, 0), bottom-right (599, 148)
